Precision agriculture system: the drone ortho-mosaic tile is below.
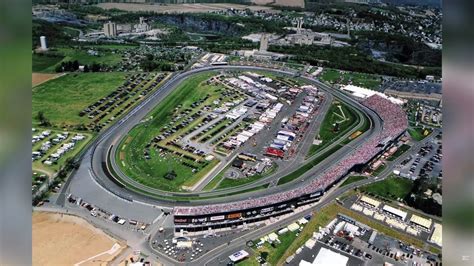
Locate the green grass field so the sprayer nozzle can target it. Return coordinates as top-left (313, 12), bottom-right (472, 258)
top-left (202, 165), bottom-right (229, 191)
top-left (307, 100), bottom-right (360, 157)
top-left (319, 69), bottom-right (382, 90)
top-left (239, 230), bottom-right (300, 266)
top-left (55, 46), bottom-right (124, 66)
top-left (215, 164), bottom-right (277, 190)
top-left (408, 127), bottom-right (430, 141)
top-left (371, 163), bottom-right (387, 176)
top-left (32, 45), bottom-right (128, 73)
top-left (32, 73), bottom-right (127, 128)
top-left (340, 175), bottom-right (368, 187)
top-left (360, 175), bottom-right (414, 200)
top-left (32, 53), bottom-right (65, 72)
top-left (117, 72), bottom-right (224, 192)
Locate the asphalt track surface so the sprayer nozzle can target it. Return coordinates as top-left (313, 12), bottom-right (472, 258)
top-left (60, 65), bottom-right (383, 209)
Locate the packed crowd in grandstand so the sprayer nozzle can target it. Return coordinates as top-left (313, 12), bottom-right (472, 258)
top-left (174, 95), bottom-right (408, 217)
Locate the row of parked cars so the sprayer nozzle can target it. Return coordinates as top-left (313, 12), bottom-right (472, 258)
top-left (67, 194), bottom-right (148, 230)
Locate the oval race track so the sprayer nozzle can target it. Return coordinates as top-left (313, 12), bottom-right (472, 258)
top-left (69, 65), bottom-right (384, 210)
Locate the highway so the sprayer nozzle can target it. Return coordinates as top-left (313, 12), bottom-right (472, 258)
top-left (65, 65), bottom-right (383, 209)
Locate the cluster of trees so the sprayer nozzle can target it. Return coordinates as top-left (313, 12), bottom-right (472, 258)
top-left (155, 13), bottom-right (287, 37)
top-left (356, 31), bottom-right (442, 67)
top-left (32, 19), bottom-right (71, 49)
top-left (190, 13), bottom-right (288, 35)
top-left (197, 37), bottom-right (257, 54)
top-left (269, 44), bottom-right (441, 79)
top-left (55, 60), bottom-right (107, 72)
top-left (57, 158), bottom-right (80, 180)
top-left (404, 177), bottom-right (442, 217)
top-left (36, 111), bottom-right (51, 127)
top-left (140, 55), bottom-right (176, 72)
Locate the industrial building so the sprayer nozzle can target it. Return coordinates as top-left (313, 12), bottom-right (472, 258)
top-left (299, 247), bottom-right (349, 266)
top-left (39, 36), bottom-right (48, 50)
top-left (103, 21), bottom-right (117, 37)
top-left (134, 17), bottom-right (151, 33)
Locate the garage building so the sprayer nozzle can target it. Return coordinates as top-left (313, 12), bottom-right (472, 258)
top-left (430, 223), bottom-right (442, 247)
top-left (359, 195), bottom-right (381, 208)
top-left (409, 214), bottom-right (433, 230)
top-left (382, 205), bottom-right (407, 221)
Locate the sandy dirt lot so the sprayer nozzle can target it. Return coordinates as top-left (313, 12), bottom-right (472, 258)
top-left (33, 212), bottom-right (125, 266)
top-left (97, 3), bottom-right (279, 14)
top-left (251, 0), bottom-right (274, 4)
top-left (275, 0), bottom-right (305, 8)
top-left (32, 73), bottom-right (63, 87)
top-left (251, 0), bottom-right (305, 8)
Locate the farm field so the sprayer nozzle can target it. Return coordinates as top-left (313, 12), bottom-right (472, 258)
top-left (117, 72), bottom-right (226, 192)
top-left (32, 73), bottom-right (63, 87)
top-left (97, 3), bottom-right (278, 13)
top-left (32, 72), bottom-right (126, 128)
top-left (33, 212), bottom-right (125, 266)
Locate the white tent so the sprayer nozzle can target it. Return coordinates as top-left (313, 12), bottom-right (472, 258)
top-left (299, 247), bottom-right (348, 266)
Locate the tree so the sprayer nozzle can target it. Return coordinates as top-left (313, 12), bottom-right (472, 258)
top-left (91, 62), bottom-right (101, 72)
top-left (37, 111), bottom-right (51, 127)
top-left (72, 60), bottom-right (79, 71)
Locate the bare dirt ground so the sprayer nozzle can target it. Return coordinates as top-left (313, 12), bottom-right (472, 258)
top-left (32, 73), bottom-right (63, 87)
top-left (250, 0), bottom-right (305, 8)
top-left (274, 0), bottom-right (305, 8)
top-left (33, 212), bottom-right (125, 266)
top-left (251, 0), bottom-right (274, 4)
top-left (97, 3), bottom-right (279, 14)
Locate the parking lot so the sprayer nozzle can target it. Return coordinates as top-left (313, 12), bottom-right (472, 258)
top-left (312, 215), bottom-right (441, 266)
top-left (396, 135), bottom-right (442, 179)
